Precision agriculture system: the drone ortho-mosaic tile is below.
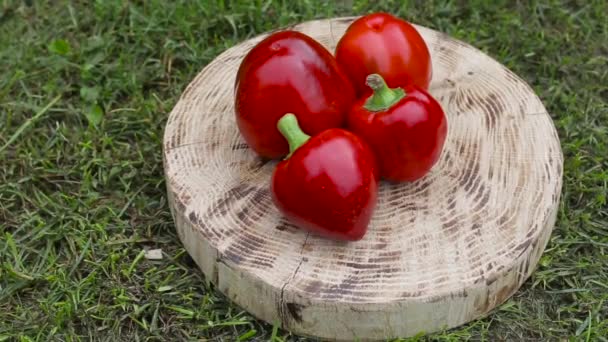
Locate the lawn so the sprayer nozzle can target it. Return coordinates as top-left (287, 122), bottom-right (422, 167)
top-left (1, 0), bottom-right (607, 340)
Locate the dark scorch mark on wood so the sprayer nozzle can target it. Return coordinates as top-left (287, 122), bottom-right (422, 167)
top-left (174, 195), bottom-right (187, 213)
top-left (474, 191), bottom-right (490, 212)
top-left (223, 247), bottom-right (244, 265)
top-left (231, 142), bottom-right (249, 151)
top-left (502, 64), bottom-right (525, 86)
top-left (447, 196), bottom-right (457, 210)
top-left (515, 238), bottom-right (532, 257)
top-left (208, 183), bottom-right (257, 217)
top-left (204, 83), bottom-right (222, 103)
top-left (416, 178), bottom-right (434, 194)
top-left (191, 184), bottom-right (259, 241)
top-left (495, 282), bottom-right (518, 306)
top-left (459, 161), bottom-right (480, 194)
top-left (369, 250), bottom-right (402, 264)
top-left (499, 211), bottom-right (511, 228)
top-left (526, 228), bottom-right (536, 239)
top-left (189, 211), bottom-right (203, 228)
top-left (488, 93), bottom-right (505, 114)
top-left (276, 219), bottom-right (299, 232)
top-left (234, 232), bottom-right (264, 258)
top-left (464, 89), bottom-right (476, 111)
top-left (474, 182), bottom-right (486, 202)
top-left (471, 221), bottom-right (482, 237)
top-left (234, 187), bottom-right (272, 227)
top-left (480, 261), bottom-right (528, 308)
top-left (209, 140), bottom-right (221, 151)
top-left (222, 231), bottom-right (274, 268)
top-left (482, 93), bottom-right (505, 130)
top-left (180, 83), bottom-right (195, 100)
top-left (443, 217), bottom-right (460, 234)
top-left (373, 242), bottom-right (388, 250)
top-left (459, 141), bottom-right (467, 156)
top-left (342, 262), bottom-right (401, 272)
top-left (323, 273), bottom-right (361, 300)
top-left (236, 206), bottom-right (251, 225)
top-left (396, 202), bottom-right (421, 212)
top-left (249, 157), bottom-right (272, 172)
top-left (285, 303), bottom-right (304, 323)
top-left (252, 187), bottom-right (270, 204)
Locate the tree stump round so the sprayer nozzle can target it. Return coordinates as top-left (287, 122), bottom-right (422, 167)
top-left (163, 17), bottom-right (563, 341)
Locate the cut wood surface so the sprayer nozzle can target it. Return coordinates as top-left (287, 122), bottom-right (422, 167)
top-left (162, 17), bottom-right (563, 341)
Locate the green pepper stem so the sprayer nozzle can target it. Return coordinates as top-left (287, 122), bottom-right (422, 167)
top-left (363, 74), bottom-right (406, 112)
top-left (277, 113), bottom-right (310, 159)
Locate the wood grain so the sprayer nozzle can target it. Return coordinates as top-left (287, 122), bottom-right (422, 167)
top-left (162, 17), bottom-right (563, 341)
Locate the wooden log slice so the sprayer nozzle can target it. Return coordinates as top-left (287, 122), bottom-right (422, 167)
top-left (162, 17), bottom-right (563, 341)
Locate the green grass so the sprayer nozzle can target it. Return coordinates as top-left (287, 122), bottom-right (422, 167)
top-left (1, 0), bottom-right (607, 340)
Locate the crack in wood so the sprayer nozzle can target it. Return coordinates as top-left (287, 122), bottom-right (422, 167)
top-left (278, 233), bottom-right (310, 327)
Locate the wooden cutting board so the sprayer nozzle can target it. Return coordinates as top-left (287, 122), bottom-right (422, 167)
top-left (162, 17), bottom-right (563, 341)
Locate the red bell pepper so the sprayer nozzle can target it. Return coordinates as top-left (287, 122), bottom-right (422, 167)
top-left (335, 12), bottom-right (432, 96)
top-left (271, 114), bottom-right (378, 241)
top-left (235, 31), bottom-right (356, 159)
top-left (348, 74), bottom-right (447, 182)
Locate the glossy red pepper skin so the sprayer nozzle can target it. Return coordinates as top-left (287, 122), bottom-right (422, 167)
top-left (271, 126), bottom-right (378, 241)
top-left (235, 31), bottom-right (356, 159)
top-left (348, 77), bottom-right (447, 182)
top-left (335, 12), bottom-right (432, 96)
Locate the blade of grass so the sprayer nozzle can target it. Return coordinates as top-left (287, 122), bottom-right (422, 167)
top-left (0, 95), bottom-right (61, 153)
